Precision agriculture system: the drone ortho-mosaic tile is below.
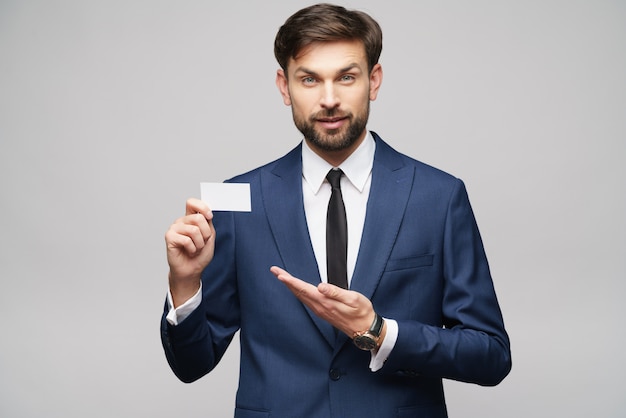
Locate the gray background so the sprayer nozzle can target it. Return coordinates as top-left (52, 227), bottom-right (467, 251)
top-left (1, 0), bottom-right (624, 417)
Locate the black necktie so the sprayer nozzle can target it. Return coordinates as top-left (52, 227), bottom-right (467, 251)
top-left (326, 169), bottom-right (348, 289)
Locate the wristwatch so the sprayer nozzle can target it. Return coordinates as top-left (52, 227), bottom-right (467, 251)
top-left (353, 312), bottom-right (384, 351)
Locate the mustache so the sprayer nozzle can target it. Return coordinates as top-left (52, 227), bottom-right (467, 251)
top-left (311, 109), bottom-right (350, 120)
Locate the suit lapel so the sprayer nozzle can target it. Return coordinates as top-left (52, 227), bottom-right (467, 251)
top-left (261, 136), bottom-right (415, 350)
top-left (261, 144), bottom-right (336, 347)
top-left (336, 135), bottom-right (416, 349)
top-left (351, 136), bottom-right (415, 301)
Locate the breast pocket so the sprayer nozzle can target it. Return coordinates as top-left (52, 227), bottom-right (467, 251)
top-left (385, 254), bottom-right (434, 272)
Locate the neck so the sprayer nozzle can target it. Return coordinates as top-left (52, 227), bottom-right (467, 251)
top-left (305, 130), bottom-right (367, 167)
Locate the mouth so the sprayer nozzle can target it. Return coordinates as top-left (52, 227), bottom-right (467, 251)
top-left (316, 115), bottom-right (348, 130)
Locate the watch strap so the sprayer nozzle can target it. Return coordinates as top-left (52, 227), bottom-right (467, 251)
top-left (368, 312), bottom-right (383, 337)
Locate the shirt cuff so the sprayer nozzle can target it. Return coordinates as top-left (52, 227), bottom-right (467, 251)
top-left (369, 318), bottom-right (398, 372)
top-left (165, 283), bottom-right (202, 326)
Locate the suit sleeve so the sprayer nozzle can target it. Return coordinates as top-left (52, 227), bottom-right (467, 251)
top-left (160, 211), bottom-right (240, 383)
top-left (381, 179), bottom-right (512, 386)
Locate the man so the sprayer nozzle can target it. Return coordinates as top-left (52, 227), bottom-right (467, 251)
top-left (162, 3), bottom-right (511, 417)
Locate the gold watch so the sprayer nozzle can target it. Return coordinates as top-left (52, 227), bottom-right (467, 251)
top-left (353, 313), bottom-right (383, 351)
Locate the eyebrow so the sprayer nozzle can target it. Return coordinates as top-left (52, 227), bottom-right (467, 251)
top-left (293, 63), bottom-right (363, 77)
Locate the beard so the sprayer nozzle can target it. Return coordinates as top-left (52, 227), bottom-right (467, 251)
top-left (292, 104), bottom-right (369, 152)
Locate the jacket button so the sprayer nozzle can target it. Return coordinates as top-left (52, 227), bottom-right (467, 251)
top-left (329, 368), bottom-right (341, 381)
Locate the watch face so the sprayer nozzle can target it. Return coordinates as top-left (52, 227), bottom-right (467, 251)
top-left (354, 334), bottom-right (377, 351)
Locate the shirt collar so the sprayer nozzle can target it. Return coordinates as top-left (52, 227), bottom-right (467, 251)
top-left (302, 131), bottom-right (376, 194)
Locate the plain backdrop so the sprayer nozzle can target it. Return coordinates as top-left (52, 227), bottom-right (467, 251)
top-left (1, 1), bottom-right (625, 417)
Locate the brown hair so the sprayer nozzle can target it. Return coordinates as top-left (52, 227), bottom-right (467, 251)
top-left (274, 3), bottom-right (383, 73)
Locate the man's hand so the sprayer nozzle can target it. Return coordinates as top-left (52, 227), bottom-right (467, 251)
top-left (270, 266), bottom-right (384, 343)
top-left (165, 198), bottom-right (215, 307)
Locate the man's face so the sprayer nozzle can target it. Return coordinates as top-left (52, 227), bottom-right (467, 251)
top-left (276, 40), bottom-right (382, 160)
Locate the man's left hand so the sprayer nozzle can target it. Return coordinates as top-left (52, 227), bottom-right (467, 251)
top-left (270, 266), bottom-right (377, 338)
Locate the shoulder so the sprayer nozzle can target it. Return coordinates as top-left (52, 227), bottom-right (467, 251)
top-left (372, 131), bottom-right (461, 188)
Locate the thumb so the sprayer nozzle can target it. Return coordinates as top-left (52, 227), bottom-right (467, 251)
top-left (317, 282), bottom-right (343, 300)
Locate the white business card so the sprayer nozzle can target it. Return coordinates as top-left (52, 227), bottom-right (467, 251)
top-left (200, 182), bottom-right (251, 212)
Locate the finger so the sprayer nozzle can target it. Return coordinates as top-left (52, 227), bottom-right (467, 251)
top-left (188, 213), bottom-right (213, 241)
top-left (270, 265), bottom-right (290, 281)
top-left (317, 282), bottom-right (342, 299)
top-left (185, 197), bottom-right (213, 220)
top-left (317, 282), bottom-right (361, 307)
top-left (271, 266), bottom-right (302, 290)
top-left (174, 212), bottom-right (213, 240)
top-left (165, 226), bottom-right (199, 255)
top-left (271, 266), bottom-right (318, 300)
top-left (167, 223), bottom-right (209, 254)
top-left (272, 266), bottom-right (343, 303)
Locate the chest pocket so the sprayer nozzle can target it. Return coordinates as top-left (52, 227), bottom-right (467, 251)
top-left (385, 254), bottom-right (433, 272)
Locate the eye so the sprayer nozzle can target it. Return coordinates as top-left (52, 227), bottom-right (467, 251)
top-left (339, 75), bottom-right (355, 83)
top-left (302, 76), bottom-right (317, 85)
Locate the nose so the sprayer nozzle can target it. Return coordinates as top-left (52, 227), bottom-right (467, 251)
top-left (320, 81), bottom-right (340, 109)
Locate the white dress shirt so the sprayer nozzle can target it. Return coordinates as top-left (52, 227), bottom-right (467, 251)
top-left (167, 132), bottom-right (398, 371)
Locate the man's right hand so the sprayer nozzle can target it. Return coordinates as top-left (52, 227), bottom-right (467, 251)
top-left (165, 198), bottom-right (215, 307)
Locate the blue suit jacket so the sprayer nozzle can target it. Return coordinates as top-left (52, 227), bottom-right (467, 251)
top-left (161, 133), bottom-right (511, 418)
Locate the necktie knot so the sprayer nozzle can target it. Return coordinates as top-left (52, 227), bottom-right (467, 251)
top-left (326, 169), bottom-right (343, 189)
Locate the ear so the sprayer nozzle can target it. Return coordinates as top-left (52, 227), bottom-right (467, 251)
top-left (368, 64), bottom-right (383, 101)
top-left (276, 69), bottom-right (292, 106)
